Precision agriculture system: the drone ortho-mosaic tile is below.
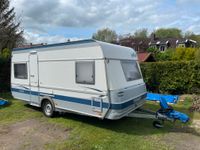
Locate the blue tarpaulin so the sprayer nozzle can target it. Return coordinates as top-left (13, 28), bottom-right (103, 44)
top-left (146, 93), bottom-right (179, 104)
top-left (0, 99), bottom-right (8, 106)
top-left (159, 97), bottom-right (189, 123)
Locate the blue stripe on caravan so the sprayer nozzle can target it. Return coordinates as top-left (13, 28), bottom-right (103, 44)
top-left (111, 100), bottom-right (134, 110)
top-left (13, 39), bottom-right (95, 51)
top-left (31, 90), bottom-right (39, 96)
top-left (11, 88), bottom-right (136, 110)
top-left (54, 94), bottom-right (91, 106)
top-left (11, 88), bottom-right (30, 95)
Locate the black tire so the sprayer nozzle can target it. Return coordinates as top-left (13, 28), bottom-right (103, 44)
top-left (42, 100), bottom-right (54, 117)
top-left (153, 121), bottom-right (163, 128)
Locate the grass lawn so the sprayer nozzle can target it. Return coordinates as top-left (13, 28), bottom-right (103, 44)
top-left (0, 93), bottom-right (200, 150)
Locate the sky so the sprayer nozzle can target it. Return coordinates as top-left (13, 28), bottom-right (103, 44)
top-left (10, 0), bottom-right (200, 44)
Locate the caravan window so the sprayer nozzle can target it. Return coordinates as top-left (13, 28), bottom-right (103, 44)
top-left (14, 63), bottom-right (28, 79)
top-left (76, 61), bottom-right (95, 84)
top-left (121, 60), bottom-right (141, 81)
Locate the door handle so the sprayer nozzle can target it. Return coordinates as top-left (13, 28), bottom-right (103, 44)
top-left (30, 75), bottom-right (35, 77)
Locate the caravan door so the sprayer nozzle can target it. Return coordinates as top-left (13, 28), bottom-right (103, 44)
top-left (29, 53), bottom-right (39, 105)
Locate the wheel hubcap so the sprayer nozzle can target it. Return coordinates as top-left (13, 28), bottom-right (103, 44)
top-left (45, 103), bottom-right (52, 115)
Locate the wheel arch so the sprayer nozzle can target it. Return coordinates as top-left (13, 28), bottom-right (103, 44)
top-left (40, 96), bottom-right (55, 109)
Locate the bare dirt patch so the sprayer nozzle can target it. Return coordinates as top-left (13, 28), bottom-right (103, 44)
top-left (162, 122), bottom-right (200, 150)
top-left (190, 120), bottom-right (200, 129)
top-left (0, 119), bottom-right (70, 150)
top-left (162, 132), bottom-right (200, 150)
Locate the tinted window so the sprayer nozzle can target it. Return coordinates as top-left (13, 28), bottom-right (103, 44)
top-left (14, 64), bottom-right (28, 79)
top-left (76, 61), bottom-right (95, 84)
top-left (121, 60), bottom-right (141, 81)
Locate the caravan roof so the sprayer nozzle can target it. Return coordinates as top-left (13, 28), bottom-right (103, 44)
top-left (13, 39), bottom-right (137, 60)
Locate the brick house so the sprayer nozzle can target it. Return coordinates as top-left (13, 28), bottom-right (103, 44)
top-left (149, 36), bottom-right (197, 51)
top-left (119, 37), bottom-right (150, 53)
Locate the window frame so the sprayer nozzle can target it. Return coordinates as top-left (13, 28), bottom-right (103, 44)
top-left (120, 60), bottom-right (142, 82)
top-left (75, 61), bottom-right (95, 85)
top-left (14, 63), bottom-right (28, 79)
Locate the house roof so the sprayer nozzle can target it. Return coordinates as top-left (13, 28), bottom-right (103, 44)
top-left (149, 38), bottom-right (197, 46)
top-left (137, 52), bottom-right (154, 62)
top-left (120, 37), bottom-right (150, 46)
top-left (119, 37), bottom-right (151, 52)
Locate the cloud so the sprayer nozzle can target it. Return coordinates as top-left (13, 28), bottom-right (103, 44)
top-left (177, 0), bottom-right (200, 4)
top-left (24, 31), bottom-right (81, 44)
top-left (12, 0), bottom-right (159, 28)
top-left (10, 0), bottom-right (200, 43)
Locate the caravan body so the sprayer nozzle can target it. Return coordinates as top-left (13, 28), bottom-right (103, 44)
top-left (11, 40), bottom-right (147, 119)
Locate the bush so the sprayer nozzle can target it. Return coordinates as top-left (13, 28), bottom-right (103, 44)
top-left (0, 48), bottom-right (11, 59)
top-left (0, 58), bottom-right (10, 92)
top-left (152, 47), bottom-right (199, 62)
top-left (156, 48), bottom-right (174, 61)
top-left (147, 47), bottom-right (159, 53)
top-left (172, 47), bottom-right (196, 61)
top-left (195, 49), bottom-right (200, 62)
top-left (140, 61), bottom-right (200, 94)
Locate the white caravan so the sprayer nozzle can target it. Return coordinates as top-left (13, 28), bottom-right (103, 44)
top-left (11, 40), bottom-right (147, 119)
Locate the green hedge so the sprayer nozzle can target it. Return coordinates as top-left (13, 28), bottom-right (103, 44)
top-left (140, 61), bottom-right (200, 94)
top-left (0, 59), bottom-right (10, 92)
top-left (0, 58), bottom-right (200, 94)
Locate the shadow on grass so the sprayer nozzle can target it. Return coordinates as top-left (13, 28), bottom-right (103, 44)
top-left (46, 102), bottom-right (199, 137)
top-left (24, 104), bottom-right (168, 136)
top-left (1, 92), bottom-right (199, 137)
top-left (25, 104), bottom-right (41, 111)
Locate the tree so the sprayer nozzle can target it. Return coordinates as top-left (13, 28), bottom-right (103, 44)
top-left (184, 31), bottom-right (195, 38)
top-left (133, 28), bottom-right (148, 39)
top-left (92, 28), bottom-right (117, 43)
top-left (0, 48), bottom-right (11, 59)
top-left (0, 0), bottom-right (23, 52)
top-left (154, 28), bottom-right (182, 38)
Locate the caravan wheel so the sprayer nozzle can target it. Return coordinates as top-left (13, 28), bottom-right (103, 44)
top-left (153, 121), bottom-right (163, 128)
top-left (42, 100), bottom-right (54, 117)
